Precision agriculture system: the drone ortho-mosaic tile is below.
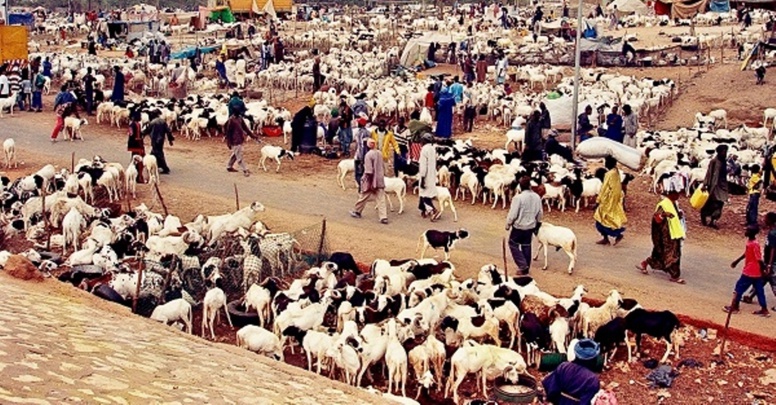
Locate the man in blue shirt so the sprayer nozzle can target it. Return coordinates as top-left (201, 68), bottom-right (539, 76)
top-left (449, 76), bottom-right (464, 104)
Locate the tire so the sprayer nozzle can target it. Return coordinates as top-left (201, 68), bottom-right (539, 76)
top-left (227, 299), bottom-right (260, 328)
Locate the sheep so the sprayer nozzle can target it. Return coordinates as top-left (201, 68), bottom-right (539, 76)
top-left (417, 229), bottom-right (469, 261)
top-left (764, 107), bottom-right (776, 127)
top-left (3, 138), bottom-right (17, 168)
top-left (385, 318), bottom-right (408, 397)
top-left (533, 222), bottom-right (578, 274)
top-left (150, 298), bottom-right (193, 334)
top-left (708, 109), bottom-right (727, 128)
top-left (62, 207), bottom-right (86, 253)
top-left (520, 312), bottom-right (550, 366)
top-left (383, 177), bottom-right (407, 214)
top-left (260, 145), bottom-right (295, 172)
top-left (440, 307), bottom-right (502, 347)
top-left (594, 317), bottom-right (628, 366)
top-left (63, 117), bottom-right (88, 141)
top-left (283, 326), bottom-right (337, 374)
top-left (356, 324), bottom-right (389, 386)
top-left (202, 287), bottom-right (232, 339)
top-left (244, 278), bottom-right (282, 328)
top-left (206, 201), bottom-right (266, 242)
top-left (434, 186), bottom-right (459, 222)
top-left (236, 325), bottom-right (284, 361)
top-left (542, 183), bottom-right (567, 212)
top-left (326, 341), bottom-right (361, 385)
top-left (337, 159), bottom-right (356, 190)
top-left (143, 155), bottom-right (159, 185)
top-left (275, 301), bottom-right (327, 349)
top-left (445, 341), bottom-right (526, 405)
top-left (0, 92), bottom-right (17, 117)
top-left (408, 344), bottom-right (431, 384)
top-left (624, 307), bottom-right (682, 364)
top-left (582, 289), bottom-right (623, 338)
top-left (549, 310), bottom-right (570, 354)
top-left (125, 155), bottom-right (141, 198)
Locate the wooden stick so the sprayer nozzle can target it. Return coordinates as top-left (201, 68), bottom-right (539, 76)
top-left (720, 291), bottom-right (737, 355)
top-left (317, 218), bottom-right (327, 266)
top-left (153, 183), bottom-right (168, 217)
top-left (132, 255), bottom-right (145, 314)
top-left (43, 187), bottom-right (51, 251)
top-left (71, 151), bottom-right (75, 173)
top-left (234, 183), bottom-right (240, 210)
top-left (502, 237), bottom-right (508, 279)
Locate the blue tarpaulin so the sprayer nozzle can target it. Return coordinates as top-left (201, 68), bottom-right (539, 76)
top-left (171, 45), bottom-right (219, 60)
top-left (709, 0), bottom-right (730, 12)
top-left (8, 13), bottom-right (34, 28)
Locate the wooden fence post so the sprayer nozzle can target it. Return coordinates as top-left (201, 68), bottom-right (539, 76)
top-left (720, 291), bottom-right (737, 356)
top-left (234, 183), bottom-right (240, 210)
top-left (132, 254), bottom-right (145, 314)
top-left (502, 237), bottom-right (508, 279)
top-left (317, 218), bottom-right (327, 265)
top-left (71, 151), bottom-right (75, 173)
top-left (153, 183), bottom-right (168, 217)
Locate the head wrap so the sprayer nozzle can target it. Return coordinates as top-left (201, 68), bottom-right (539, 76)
top-left (574, 339), bottom-right (600, 361)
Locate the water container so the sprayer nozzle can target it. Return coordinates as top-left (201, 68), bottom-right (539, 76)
top-left (299, 118), bottom-right (318, 154)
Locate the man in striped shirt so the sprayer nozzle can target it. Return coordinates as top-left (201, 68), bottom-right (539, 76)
top-left (7, 65), bottom-right (21, 95)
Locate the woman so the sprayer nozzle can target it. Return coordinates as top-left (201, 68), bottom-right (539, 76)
top-left (127, 111), bottom-right (145, 183)
top-left (475, 54), bottom-right (487, 83)
top-left (594, 157), bottom-right (627, 245)
top-left (701, 144), bottom-right (729, 229)
top-left (435, 89), bottom-right (456, 138)
top-left (637, 187), bottom-right (686, 284)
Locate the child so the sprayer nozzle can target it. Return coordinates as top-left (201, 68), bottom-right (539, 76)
top-left (747, 164), bottom-right (762, 227)
top-left (742, 212), bottom-right (776, 310)
top-left (19, 76), bottom-right (31, 111)
top-left (724, 225), bottom-right (770, 317)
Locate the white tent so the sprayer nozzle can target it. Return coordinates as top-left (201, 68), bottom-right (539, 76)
top-left (400, 32), bottom-right (466, 66)
top-left (606, 0), bottom-right (650, 14)
top-left (260, 0), bottom-right (277, 18)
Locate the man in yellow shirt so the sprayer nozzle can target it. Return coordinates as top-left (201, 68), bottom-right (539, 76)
top-left (747, 164), bottom-right (762, 227)
top-left (370, 119), bottom-right (399, 163)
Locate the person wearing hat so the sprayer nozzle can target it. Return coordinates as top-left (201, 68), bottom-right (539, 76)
top-left (352, 93), bottom-right (369, 119)
top-left (418, 133), bottom-right (440, 220)
top-left (350, 138), bottom-right (389, 225)
top-left (354, 117), bottom-right (371, 190)
top-left (338, 101), bottom-right (354, 156)
top-left (577, 105), bottom-right (594, 142)
top-left (326, 109), bottom-right (340, 145)
top-left (637, 185), bottom-right (686, 284)
top-left (111, 66), bottom-right (125, 103)
top-left (542, 339), bottom-right (602, 405)
top-left (228, 91), bottom-right (246, 117)
top-left (701, 144), bottom-right (729, 229)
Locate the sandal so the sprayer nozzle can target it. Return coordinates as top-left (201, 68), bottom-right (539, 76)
top-left (669, 278), bottom-right (686, 284)
top-left (636, 261), bottom-right (649, 274)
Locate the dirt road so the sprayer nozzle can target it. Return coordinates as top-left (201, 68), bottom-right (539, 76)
top-left (0, 274), bottom-right (381, 404)
top-left (2, 106), bottom-right (773, 338)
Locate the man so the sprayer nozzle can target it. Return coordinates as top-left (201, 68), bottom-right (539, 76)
top-left (312, 56), bottom-right (323, 91)
top-left (523, 110), bottom-right (544, 162)
top-left (170, 63), bottom-right (188, 99)
top-left (577, 105), bottom-right (594, 142)
top-left (83, 67), bottom-right (96, 115)
top-left (622, 104), bottom-right (638, 147)
top-left (542, 339), bottom-right (602, 405)
top-left (111, 66), bottom-right (124, 103)
top-left (506, 176), bottom-right (543, 275)
top-left (338, 101), bottom-right (354, 156)
top-left (476, 54), bottom-right (487, 83)
top-left (418, 133), bottom-right (440, 220)
top-left (51, 86), bottom-right (79, 142)
top-left (350, 138), bottom-right (388, 224)
top-left (228, 91), bottom-right (246, 117)
top-left (142, 111), bottom-right (174, 174)
top-left (216, 55), bottom-right (229, 88)
top-left (224, 113), bottom-right (255, 177)
top-left (495, 54), bottom-right (508, 85)
top-left (148, 39), bottom-right (157, 64)
top-left (539, 102), bottom-right (551, 139)
top-left (449, 76), bottom-right (464, 105)
top-left (88, 38), bottom-right (97, 56)
top-left (42, 57), bottom-right (52, 78)
top-left (31, 69), bottom-right (45, 112)
top-left (354, 118), bottom-right (371, 191)
top-left (7, 66), bottom-right (21, 96)
top-left (742, 212), bottom-right (776, 309)
top-left (605, 105), bottom-right (624, 143)
top-left (463, 54), bottom-right (475, 84)
top-left (0, 65), bottom-right (9, 99)
top-left (609, 5), bottom-right (619, 30)
top-left (371, 119), bottom-right (399, 163)
top-left (701, 144), bottom-right (729, 229)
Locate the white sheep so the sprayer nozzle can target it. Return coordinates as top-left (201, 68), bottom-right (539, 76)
top-left (202, 287), bottom-right (232, 339)
top-left (542, 183), bottom-right (567, 212)
top-left (582, 289), bottom-right (623, 338)
top-left (383, 177), bottom-right (407, 214)
top-left (3, 138), bottom-right (17, 168)
top-left (260, 145), bottom-right (295, 172)
top-left (385, 319), bottom-right (408, 397)
top-left (708, 109), bottom-right (728, 128)
top-left (125, 155), bottom-right (141, 198)
top-left (150, 298), bottom-right (193, 333)
top-left (0, 92), bottom-right (17, 117)
top-left (533, 222), bottom-right (578, 274)
top-left (143, 154), bottom-right (159, 185)
top-left (445, 341), bottom-right (526, 404)
top-left (326, 341), bottom-right (361, 385)
top-left (764, 108), bottom-right (776, 128)
top-left (434, 186), bottom-right (459, 222)
top-left (244, 283), bottom-right (273, 328)
top-left (337, 159), bottom-right (355, 190)
top-left (236, 325), bottom-right (284, 361)
top-left (62, 207), bottom-right (86, 253)
top-left (63, 117), bottom-right (88, 141)
top-left (505, 128), bottom-right (525, 151)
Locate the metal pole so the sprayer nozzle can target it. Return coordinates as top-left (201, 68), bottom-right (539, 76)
top-left (570, 0), bottom-right (583, 151)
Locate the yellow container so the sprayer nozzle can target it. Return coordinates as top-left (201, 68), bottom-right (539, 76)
top-left (690, 188), bottom-right (709, 210)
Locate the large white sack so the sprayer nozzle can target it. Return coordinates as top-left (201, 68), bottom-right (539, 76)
top-left (575, 137), bottom-right (644, 171)
top-left (542, 95), bottom-right (575, 127)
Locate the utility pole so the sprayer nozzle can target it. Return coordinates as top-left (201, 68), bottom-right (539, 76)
top-left (570, 0), bottom-right (584, 150)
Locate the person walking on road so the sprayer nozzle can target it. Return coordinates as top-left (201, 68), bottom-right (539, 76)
top-left (506, 176), bottom-right (543, 275)
top-left (354, 118), bottom-right (370, 191)
top-left (143, 111), bottom-right (174, 174)
top-left (224, 113), bottom-right (256, 177)
top-left (724, 225), bottom-right (770, 317)
top-left (350, 138), bottom-right (388, 224)
top-left (371, 119), bottom-right (399, 164)
top-left (637, 187), bottom-right (686, 284)
top-left (594, 157), bottom-right (627, 245)
top-left (743, 212), bottom-right (776, 310)
top-left (701, 144), bottom-right (729, 229)
top-left (83, 67), bottom-right (96, 116)
top-left (418, 133), bottom-right (440, 221)
top-left (51, 85), bottom-right (79, 142)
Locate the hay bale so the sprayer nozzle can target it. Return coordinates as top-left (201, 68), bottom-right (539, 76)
top-left (4, 255), bottom-right (44, 282)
